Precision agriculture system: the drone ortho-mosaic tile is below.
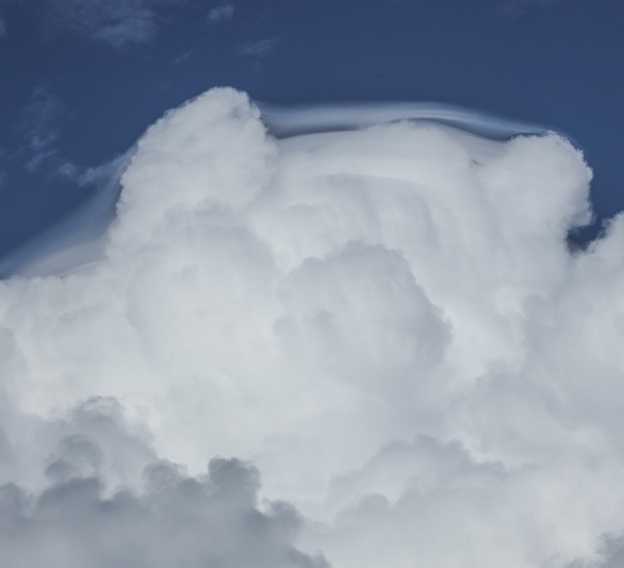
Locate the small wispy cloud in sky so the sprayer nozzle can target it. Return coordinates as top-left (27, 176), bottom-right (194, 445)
top-left (19, 86), bottom-right (64, 172)
top-left (499, 0), bottom-right (571, 18)
top-left (90, 8), bottom-right (158, 48)
top-left (41, 0), bottom-right (186, 49)
top-left (239, 37), bottom-right (279, 58)
top-left (172, 49), bottom-right (193, 65)
top-left (207, 2), bottom-right (235, 24)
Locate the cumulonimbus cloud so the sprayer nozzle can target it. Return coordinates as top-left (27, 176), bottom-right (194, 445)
top-left (1, 87), bottom-right (624, 567)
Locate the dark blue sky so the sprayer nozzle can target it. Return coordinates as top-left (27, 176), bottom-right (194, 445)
top-left (1, 0), bottom-right (622, 259)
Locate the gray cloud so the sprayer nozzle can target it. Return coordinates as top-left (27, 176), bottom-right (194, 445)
top-left (0, 460), bottom-right (328, 568)
top-left (593, 538), bottom-right (624, 568)
top-left (0, 395), bottom-right (155, 492)
top-left (0, 397), bottom-right (328, 568)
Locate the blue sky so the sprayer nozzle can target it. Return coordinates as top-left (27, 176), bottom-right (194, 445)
top-left (0, 0), bottom-right (622, 259)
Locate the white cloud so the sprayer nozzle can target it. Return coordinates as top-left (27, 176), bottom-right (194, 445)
top-left (2, 87), bottom-right (624, 567)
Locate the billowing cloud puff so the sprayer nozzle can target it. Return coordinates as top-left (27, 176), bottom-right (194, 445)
top-left (2, 87), bottom-right (624, 567)
top-left (0, 398), bottom-right (327, 568)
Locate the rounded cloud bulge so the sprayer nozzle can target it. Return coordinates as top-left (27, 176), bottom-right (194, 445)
top-left (2, 87), bottom-right (624, 567)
